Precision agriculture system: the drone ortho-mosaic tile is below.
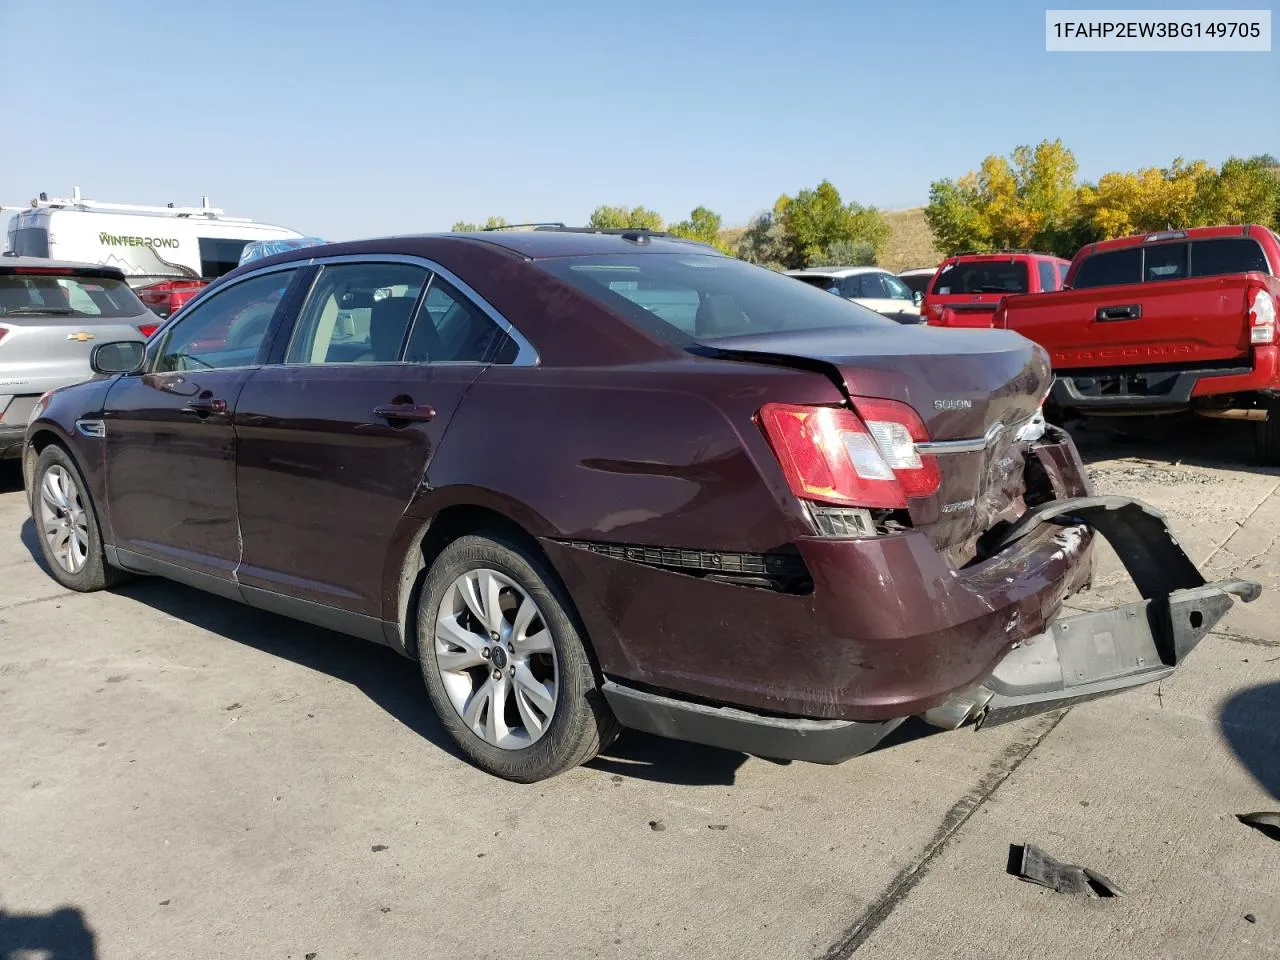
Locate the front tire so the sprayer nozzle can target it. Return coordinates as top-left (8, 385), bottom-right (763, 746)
top-left (415, 531), bottom-right (619, 782)
top-left (31, 444), bottom-right (126, 592)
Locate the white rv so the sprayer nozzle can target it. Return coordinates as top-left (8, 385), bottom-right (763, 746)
top-left (2, 187), bottom-right (303, 288)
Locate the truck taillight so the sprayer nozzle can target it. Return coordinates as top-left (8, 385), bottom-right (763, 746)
top-left (0, 327), bottom-right (7, 345)
top-left (1248, 286), bottom-right (1276, 345)
top-left (756, 399), bottom-right (940, 511)
top-left (137, 322), bottom-right (161, 338)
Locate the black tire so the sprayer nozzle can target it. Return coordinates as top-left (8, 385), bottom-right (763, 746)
top-left (415, 531), bottom-right (620, 782)
top-left (1257, 401), bottom-right (1280, 466)
top-left (30, 444), bottom-right (127, 592)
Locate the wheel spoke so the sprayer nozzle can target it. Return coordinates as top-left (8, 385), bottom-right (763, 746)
top-left (485, 673), bottom-right (510, 744)
top-left (435, 618), bottom-right (489, 672)
top-left (515, 623), bottom-right (553, 655)
top-left (478, 570), bottom-right (505, 635)
top-left (41, 471), bottom-right (66, 512)
top-left (512, 663), bottom-right (556, 719)
top-left (462, 677), bottom-right (494, 731)
top-left (513, 684), bottom-right (547, 737)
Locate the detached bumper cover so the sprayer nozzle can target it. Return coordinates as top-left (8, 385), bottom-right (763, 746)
top-left (603, 496), bottom-right (1260, 763)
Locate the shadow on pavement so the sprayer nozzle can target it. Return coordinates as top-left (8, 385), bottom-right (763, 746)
top-left (1219, 680), bottom-right (1280, 800)
top-left (1068, 413), bottom-right (1277, 473)
top-left (0, 905), bottom-right (97, 960)
top-left (0, 460), bottom-right (22, 495)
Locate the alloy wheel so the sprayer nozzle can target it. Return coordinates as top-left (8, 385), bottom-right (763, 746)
top-left (434, 568), bottom-right (559, 750)
top-left (39, 464), bottom-right (89, 575)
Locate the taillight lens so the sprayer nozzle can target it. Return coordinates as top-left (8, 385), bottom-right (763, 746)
top-left (757, 399), bottom-right (940, 510)
top-left (137, 322), bottom-right (161, 338)
top-left (0, 327), bottom-right (8, 346)
top-left (1248, 285), bottom-right (1276, 345)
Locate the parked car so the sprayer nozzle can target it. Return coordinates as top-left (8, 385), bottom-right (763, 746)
top-left (23, 229), bottom-right (1257, 782)
top-left (897, 265), bottom-right (938, 297)
top-left (994, 225), bottom-right (1280, 464)
top-left (0, 258), bottom-right (157, 460)
top-left (784, 266), bottom-right (922, 323)
top-left (923, 251), bottom-right (1071, 328)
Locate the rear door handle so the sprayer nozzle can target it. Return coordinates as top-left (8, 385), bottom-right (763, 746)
top-left (184, 397), bottom-right (227, 415)
top-left (374, 402), bottom-right (436, 423)
top-left (1095, 304), bottom-right (1142, 322)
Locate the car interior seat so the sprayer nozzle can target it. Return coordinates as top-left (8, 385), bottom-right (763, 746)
top-left (694, 293), bottom-right (746, 338)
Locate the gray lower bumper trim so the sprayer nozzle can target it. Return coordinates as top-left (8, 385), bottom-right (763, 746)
top-left (601, 681), bottom-right (904, 764)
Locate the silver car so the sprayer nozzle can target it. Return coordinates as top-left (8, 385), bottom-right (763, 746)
top-left (0, 257), bottom-right (156, 459)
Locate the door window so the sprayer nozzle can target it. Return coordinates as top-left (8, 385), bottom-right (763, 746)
top-left (285, 262), bottom-right (429, 364)
top-left (880, 274), bottom-right (914, 300)
top-left (404, 276), bottom-right (507, 363)
top-left (153, 269), bottom-right (295, 372)
top-left (1037, 260), bottom-right (1058, 292)
top-left (840, 275), bottom-right (871, 298)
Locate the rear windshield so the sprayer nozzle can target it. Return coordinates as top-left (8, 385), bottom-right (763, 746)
top-left (0, 272), bottom-right (147, 318)
top-left (536, 254), bottom-right (893, 342)
top-left (930, 260), bottom-right (1029, 296)
top-left (1072, 237), bottom-right (1273, 289)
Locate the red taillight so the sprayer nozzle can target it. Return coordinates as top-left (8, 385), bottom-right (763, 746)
top-left (1247, 283), bottom-right (1277, 345)
top-left (137, 322), bottom-right (161, 338)
top-left (0, 327), bottom-right (7, 345)
top-left (757, 399), bottom-right (940, 510)
top-left (136, 280), bottom-right (206, 318)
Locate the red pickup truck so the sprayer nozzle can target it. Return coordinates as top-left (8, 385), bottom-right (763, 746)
top-left (923, 251), bottom-right (1071, 328)
top-left (994, 225), bottom-right (1280, 464)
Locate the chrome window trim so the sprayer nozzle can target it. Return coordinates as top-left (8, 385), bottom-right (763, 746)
top-left (279, 252), bottom-right (539, 367)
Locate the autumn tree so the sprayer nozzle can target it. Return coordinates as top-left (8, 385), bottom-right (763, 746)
top-left (736, 211), bottom-right (788, 269)
top-left (587, 205), bottom-right (664, 230)
top-left (925, 139), bottom-right (1079, 255)
top-left (669, 206), bottom-right (726, 249)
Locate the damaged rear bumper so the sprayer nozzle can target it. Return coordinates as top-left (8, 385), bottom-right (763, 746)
top-left (602, 496), bottom-right (1260, 763)
top-left (922, 495), bottom-right (1260, 730)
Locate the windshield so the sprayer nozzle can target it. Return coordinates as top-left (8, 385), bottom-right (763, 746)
top-left (930, 260), bottom-right (1030, 296)
top-left (0, 271), bottom-right (147, 317)
top-left (538, 254), bottom-right (893, 342)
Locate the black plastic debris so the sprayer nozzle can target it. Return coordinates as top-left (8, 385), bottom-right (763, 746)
top-left (1008, 844), bottom-right (1124, 898)
top-left (1238, 812), bottom-right (1280, 842)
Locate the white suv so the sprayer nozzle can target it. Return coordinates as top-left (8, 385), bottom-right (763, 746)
top-left (785, 266), bottom-right (922, 323)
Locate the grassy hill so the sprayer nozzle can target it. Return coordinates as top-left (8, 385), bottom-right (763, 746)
top-left (716, 206), bottom-right (941, 272)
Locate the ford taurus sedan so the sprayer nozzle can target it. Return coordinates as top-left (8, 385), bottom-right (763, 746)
top-left (22, 228), bottom-right (1258, 782)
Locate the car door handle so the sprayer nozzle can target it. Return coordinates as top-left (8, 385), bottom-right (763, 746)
top-left (1096, 304), bottom-right (1142, 322)
top-left (184, 397), bottom-right (227, 415)
top-left (374, 402), bottom-right (436, 423)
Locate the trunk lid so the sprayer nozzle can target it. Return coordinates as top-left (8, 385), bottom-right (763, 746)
top-left (709, 325), bottom-right (1053, 561)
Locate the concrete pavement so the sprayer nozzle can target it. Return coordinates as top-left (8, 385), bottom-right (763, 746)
top-left (1, 416), bottom-right (1277, 960)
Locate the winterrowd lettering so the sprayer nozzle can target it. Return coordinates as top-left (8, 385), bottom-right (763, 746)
top-left (98, 232), bottom-right (180, 249)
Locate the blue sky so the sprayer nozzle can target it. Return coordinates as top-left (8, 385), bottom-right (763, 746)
top-left (2, 0), bottom-right (1275, 239)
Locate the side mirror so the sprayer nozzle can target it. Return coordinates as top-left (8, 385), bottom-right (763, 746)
top-left (90, 341), bottom-right (147, 375)
top-left (913, 290), bottom-right (923, 306)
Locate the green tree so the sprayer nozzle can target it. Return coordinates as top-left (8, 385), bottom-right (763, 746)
top-left (587, 205), bottom-right (664, 230)
top-left (451, 215), bottom-right (508, 232)
top-left (736, 211), bottom-right (787, 268)
top-left (773, 180), bottom-right (890, 268)
top-left (1192, 155), bottom-right (1280, 227)
top-left (809, 239), bottom-right (876, 267)
top-left (669, 205), bottom-right (726, 249)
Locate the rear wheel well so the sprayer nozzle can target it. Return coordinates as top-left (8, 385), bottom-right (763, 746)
top-left (397, 506), bottom-right (577, 661)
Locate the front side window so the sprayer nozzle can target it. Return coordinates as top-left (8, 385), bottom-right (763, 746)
top-left (538, 253), bottom-right (892, 343)
top-left (154, 269), bottom-right (295, 372)
top-left (881, 274), bottom-right (914, 300)
top-left (286, 262), bottom-right (428, 364)
top-left (405, 276), bottom-right (507, 363)
top-left (1037, 260), bottom-right (1058, 292)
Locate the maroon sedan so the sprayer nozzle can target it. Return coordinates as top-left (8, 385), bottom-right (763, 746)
top-left (22, 229), bottom-right (1258, 782)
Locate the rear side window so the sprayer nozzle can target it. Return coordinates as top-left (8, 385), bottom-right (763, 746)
top-left (0, 272), bottom-right (146, 318)
top-left (1072, 248), bottom-right (1142, 288)
top-left (404, 276), bottom-right (506, 363)
top-left (539, 253), bottom-right (891, 343)
top-left (1037, 261), bottom-right (1057, 292)
top-left (1190, 238), bottom-right (1271, 277)
top-left (931, 261), bottom-right (1029, 295)
top-left (1058, 262), bottom-right (1071, 287)
top-left (198, 238), bottom-right (253, 279)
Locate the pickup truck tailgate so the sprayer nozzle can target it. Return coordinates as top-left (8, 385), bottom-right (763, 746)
top-left (999, 276), bottom-right (1252, 370)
